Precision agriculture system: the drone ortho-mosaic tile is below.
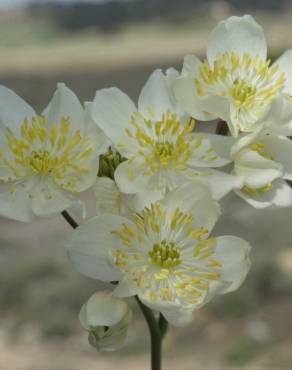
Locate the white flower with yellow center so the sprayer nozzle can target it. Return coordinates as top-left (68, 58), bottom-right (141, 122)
top-left (0, 83), bottom-right (106, 222)
top-left (79, 291), bottom-right (132, 352)
top-left (89, 68), bottom-right (242, 200)
top-left (231, 128), bottom-right (292, 208)
top-left (68, 182), bottom-right (251, 326)
top-left (173, 15), bottom-right (289, 137)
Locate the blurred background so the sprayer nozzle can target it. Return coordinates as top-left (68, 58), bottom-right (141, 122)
top-left (0, 1), bottom-right (292, 369)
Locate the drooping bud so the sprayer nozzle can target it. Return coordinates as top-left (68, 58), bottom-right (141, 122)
top-left (79, 291), bottom-right (132, 352)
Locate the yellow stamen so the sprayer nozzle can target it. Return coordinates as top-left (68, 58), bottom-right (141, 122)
top-left (0, 116), bottom-right (93, 191)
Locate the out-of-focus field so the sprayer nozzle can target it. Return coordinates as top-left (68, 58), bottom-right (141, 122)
top-left (1, 8), bottom-right (292, 370)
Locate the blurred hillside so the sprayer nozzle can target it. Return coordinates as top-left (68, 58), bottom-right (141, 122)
top-left (0, 1), bottom-right (291, 89)
top-left (25, 0), bottom-right (292, 32)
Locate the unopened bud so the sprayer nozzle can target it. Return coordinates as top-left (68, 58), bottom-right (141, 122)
top-left (79, 291), bottom-right (132, 352)
top-left (98, 147), bottom-right (126, 179)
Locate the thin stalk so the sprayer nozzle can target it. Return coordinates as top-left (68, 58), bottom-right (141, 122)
top-left (61, 210), bottom-right (78, 229)
top-left (136, 296), bottom-right (162, 370)
top-left (158, 314), bottom-right (168, 339)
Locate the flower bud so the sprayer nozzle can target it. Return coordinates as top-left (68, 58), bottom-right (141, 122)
top-left (79, 291), bottom-right (132, 351)
top-left (98, 147), bottom-right (126, 179)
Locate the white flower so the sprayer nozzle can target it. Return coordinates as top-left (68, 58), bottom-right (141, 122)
top-left (174, 15), bottom-right (288, 137)
top-left (231, 129), bottom-right (292, 208)
top-left (89, 68), bottom-right (242, 200)
top-left (79, 291), bottom-right (132, 351)
top-left (68, 182), bottom-right (251, 326)
top-left (0, 83), bottom-right (106, 222)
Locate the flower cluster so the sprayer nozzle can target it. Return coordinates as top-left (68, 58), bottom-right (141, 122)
top-left (1, 15), bottom-right (291, 351)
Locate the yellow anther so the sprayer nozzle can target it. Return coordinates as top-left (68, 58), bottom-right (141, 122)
top-left (125, 110), bottom-right (196, 175)
top-left (195, 51), bottom-right (284, 116)
top-left (0, 115), bottom-right (93, 192)
top-left (249, 142), bottom-right (274, 161)
top-left (192, 227), bottom-right (209, 239)
top-left (242, 182), bottom-right (273, 195)
top-left (112, 204), bottom-right (222, 307)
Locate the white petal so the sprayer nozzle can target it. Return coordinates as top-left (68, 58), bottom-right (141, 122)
top-left (84, 291), bottom-right (128, 327)
top-left (90, 87), bottom-right (137, 158)
top-left (84, 101), bottom-right (111, 153)
top-left (128, 188), bottom-right (164, 213)
top-left (207, 15), bottom-right (267, 66)
top-left (138, 69), bottom-right (178, 121)
top-left (79, 303), bottom-right (90, 330)
top-left (114, 278), bottom-right (138, 297)
top-left (31, 180), bottom-right (75, 216)
top-left (234, 149), bottom-right (283, 187)
top-left (182, 54), bottom-right (202, 74)
top-left (114, 160), bottom-right (149, 194)
top-left (273, 49), bottom-right (292, 94)
top-left (178, 55), bottom-right (232, 124)
top-left (159, 306), bottom-right (194, 327)
top-left (106, 186), bottom-right (164, 220)
top-left (139, 296), bottom-right (195, 327)
top-left (213, 236), bottom-right (251, 294)
top-left (0, 179), bottom-right (34, 222)
top-left (164, 67), bottom-right (189, 120)
top-left (188, 133), bottom-right (234, 168)
top-left (165, 67), bottom-right (179, 80)
top-left (67, 214), bottom-right (127, 281)
top-left (173, 55), bottom-right (219, 121)
top-left (94, 173), bottom-right (164, 218)
top-left (228, 102), bottom-right (268, 138)
top-left (43, 83), bottom-right (84, 131)
top-left (161, 181), bottom-right (221, 234)
top-left (260, 135), bottom-right (292, 180)
top-left (72, 161), bottom-right (100, 193)
top-left (258, 95), bottom-right (292, 136)
top-left (66, 199), bottom-right (86, 220)
top-left (60, 151), bottom-right (100, 194)
top-left (94, 177), bottom-right (121, 215)
top-left (99, 325), bottom-right (128, 351)
top-left (204, 280), bottom-right (232, 304)
top-left (230, 129), bottom-right (262, 158)
top-left (235, 179), bottom-right (292, 208)
top-left (99, 310), bottom-right (132, 351)
top-left (190, 169), bottom-right (243, 200)
top-left (0, 85), bottom-right (35, 131)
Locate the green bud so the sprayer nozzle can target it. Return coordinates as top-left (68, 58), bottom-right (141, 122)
top-left (98, 147), bottom-right (126, 180)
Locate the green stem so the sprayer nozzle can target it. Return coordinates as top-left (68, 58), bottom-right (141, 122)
top-left (158, 314), bottom-right (168, 339)
top-left (136, 297), bottom-right (162, 370)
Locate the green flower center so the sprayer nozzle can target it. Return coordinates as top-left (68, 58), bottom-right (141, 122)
top-left (98, 147), bottom-right (126, 179)
top-left (149, 240), bottom-right (181, 268)
top-left (152, 141), bottom-right (175, 167)
top-left (230, 78), bottom-right (257, 107)
top-left (30, 150), bottom-right (52, 174)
